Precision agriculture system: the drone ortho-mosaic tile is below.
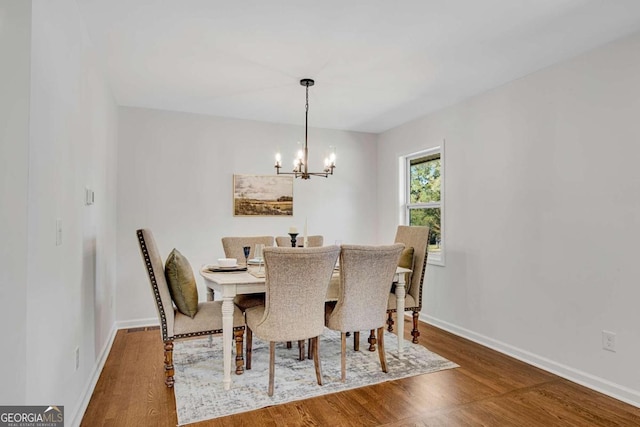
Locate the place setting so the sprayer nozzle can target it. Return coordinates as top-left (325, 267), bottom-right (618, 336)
top-left (204, 257), bottom-right (247, 273)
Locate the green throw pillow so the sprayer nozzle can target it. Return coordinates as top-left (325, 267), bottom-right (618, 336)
top-left (165, 248), bottom-right (199, 318)
top-left (399, 247), bottom-right (414, 270)
top-left (392, 247), bottom-right (414, 294)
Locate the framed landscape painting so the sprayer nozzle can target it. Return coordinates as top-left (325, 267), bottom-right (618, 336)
top-left (233, 175), bottom-right (293, 216)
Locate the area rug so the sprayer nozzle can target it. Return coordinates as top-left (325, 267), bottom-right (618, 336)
top-left (173, 328), bottom-right (458, 425)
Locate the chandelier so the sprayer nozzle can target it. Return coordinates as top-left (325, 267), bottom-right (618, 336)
top-left (274, 79), bottom-right (336, 179)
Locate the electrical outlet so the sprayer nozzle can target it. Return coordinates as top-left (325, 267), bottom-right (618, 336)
top-left (602, 331), bottom-right (616, 352)
top-left (75, 347), bottom-right (80, 370)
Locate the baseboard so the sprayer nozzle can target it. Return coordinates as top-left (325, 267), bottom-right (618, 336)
top-left (115, 317), bottom-right (159, 330)
top-left (68, 318), bottom-right (159, 426)
top-left (68, 324), bottom-right (118, 427)
top-left (422, 314), bottom-right (640, 409)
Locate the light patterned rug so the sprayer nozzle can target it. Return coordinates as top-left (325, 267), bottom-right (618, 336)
top-left (173, 328), bottom-right (458, 425)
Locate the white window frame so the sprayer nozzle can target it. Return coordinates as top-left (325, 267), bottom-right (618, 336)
top-left (401, 142), bottom-right (445, 266)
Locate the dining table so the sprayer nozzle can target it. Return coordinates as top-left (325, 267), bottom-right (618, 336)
top-left (200, 263), bottom-right (412, 391)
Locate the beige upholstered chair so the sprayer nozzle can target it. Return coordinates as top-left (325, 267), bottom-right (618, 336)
top-left (386, 225), bottom-right (430, 343)
top-left (326, 244), bottom-right (404, 381)
top-left (137, 229), bottom-right (245, 387)
top-left (275, 234), bottom-right (325, 354)
top-left (245, 246), bottom-right (340, 396)
top-left (275, 235), bottom-right (324, 248)
top-left (221, 235), bottom-right (274, 262)
top-left (221, 236), bottom-right (274, 310)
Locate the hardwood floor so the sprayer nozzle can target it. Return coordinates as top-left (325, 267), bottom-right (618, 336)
top-left (81, 318), bottom-right (640, 426)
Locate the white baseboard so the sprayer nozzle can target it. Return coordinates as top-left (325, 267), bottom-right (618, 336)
top-left (422, 314), bottom-right (640, 409)
top-left (115, 317), bottom-right (159, 330)
top-left (68, 324), bottom-right (118, 427)
top-left (68, 318), bottom-right (160, 426)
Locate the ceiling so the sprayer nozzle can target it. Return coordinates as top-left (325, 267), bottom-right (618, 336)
top-left (76, 0), bottom-right (640, 134)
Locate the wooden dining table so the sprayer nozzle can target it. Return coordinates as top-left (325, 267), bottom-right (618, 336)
top-left (200, 264), bottom-right (411, 391)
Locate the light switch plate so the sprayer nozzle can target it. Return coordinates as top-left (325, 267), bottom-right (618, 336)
top-left (85, 187), bottom-right (94, 205)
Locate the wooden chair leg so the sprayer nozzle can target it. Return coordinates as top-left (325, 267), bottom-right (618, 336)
top-left (286, 341), bottom-right (292, 349)
top-left (234, 329), bottom-right (244, 375)
top-left (164, 341), bottom-right (175, 387)
top-left (268, 341), bottom-right (276, 396)
top-left (246, 327), bottom-right (253, 370)
top-left (353, 331), bottom-right (360, 351)
top-left (313, 337), bottom-right (323, 386)
top-left (298, 340), bottom-right (305, 361)
top-left (387, 311), bottom-right (394, 332)
top-left (411, 311), bottom-right (421, 344)
top-left (377, 327), bottom-right (388, 373)
top-left (341, 332), bottom-right (347, 382)
top-left (308, 338), bottom-right (313, 360)
top-left (368, 329), bottom-right (377, 352)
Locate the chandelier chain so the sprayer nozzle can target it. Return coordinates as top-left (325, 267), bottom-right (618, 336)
top-left (305, 83), bottom-right (309, 114)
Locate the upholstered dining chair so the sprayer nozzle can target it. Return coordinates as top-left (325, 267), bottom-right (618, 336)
top-left (275, 235), bottom-right (324, 248)
top-left (221, 236), bottom-right (274, 311)
top-left (326, 244), bottom-right (404, 381)
top-left (386, 225), bottom-right (430, 344)
top-left (275, 234), bottom-right (325, 354)
top-left (137, 229), bottom-right (245, 387)
top-left (245, 246), bottom-right (340, 396)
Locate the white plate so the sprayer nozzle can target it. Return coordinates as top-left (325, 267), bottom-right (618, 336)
top-left (247, 258), bottom-right (263, 265)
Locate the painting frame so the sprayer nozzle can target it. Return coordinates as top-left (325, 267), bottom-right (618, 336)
top-left (233, 174), bottom-right (294, 217)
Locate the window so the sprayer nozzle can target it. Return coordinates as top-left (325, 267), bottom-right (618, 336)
top-left (404, 145), bottom-right (444, 265)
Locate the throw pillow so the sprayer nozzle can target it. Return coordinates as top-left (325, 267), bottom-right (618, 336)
top-left (165, 248), bottom-right (199, 318)
top-left (392, 246), bottom-right (414, 294)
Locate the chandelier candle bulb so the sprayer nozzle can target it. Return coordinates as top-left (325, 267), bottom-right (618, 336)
top-left (275, 152), bottom-right (282, 167)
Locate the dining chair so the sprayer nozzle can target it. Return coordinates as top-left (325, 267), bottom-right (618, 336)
top-left (385, 225), bottom-right (430, 344)
top-left (275, 234), bottom-right (324, 353)
top-left (275, 235), bottom-right (324, 248)
top-left (325, 244), bottom-right (404, 381)
top-left (137, 229), bottom-right (245, 387)
top-left (245, 245), bottom-right (340, 396)
top-left (221, 236), bottom-right (274, 310)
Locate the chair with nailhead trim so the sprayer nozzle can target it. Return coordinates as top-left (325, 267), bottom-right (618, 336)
top-left (136, 228), bottom-right (245, 387)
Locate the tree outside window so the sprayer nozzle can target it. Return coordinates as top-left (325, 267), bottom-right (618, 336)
top-left (406, 147), bottom-right (443, 264)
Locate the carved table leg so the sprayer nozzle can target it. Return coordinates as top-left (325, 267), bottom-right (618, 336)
top-left (221, 297), bottom-right (234, 390)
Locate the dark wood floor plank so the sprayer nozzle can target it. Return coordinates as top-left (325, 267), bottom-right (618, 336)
top-left (81, 319), bottom-right (640, 426)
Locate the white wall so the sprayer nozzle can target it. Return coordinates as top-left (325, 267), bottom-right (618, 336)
top-left (0, 0), bottom-right (31, 405)
top-left (27, 0), bottom-right (118, 422)
top-left (116, 107), bottom-right (377, 323)
top-left (377, 31), bottom-right (640, 405)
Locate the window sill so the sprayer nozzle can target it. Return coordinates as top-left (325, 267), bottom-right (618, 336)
top-left (427, 253), bottom-right (444, 267)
